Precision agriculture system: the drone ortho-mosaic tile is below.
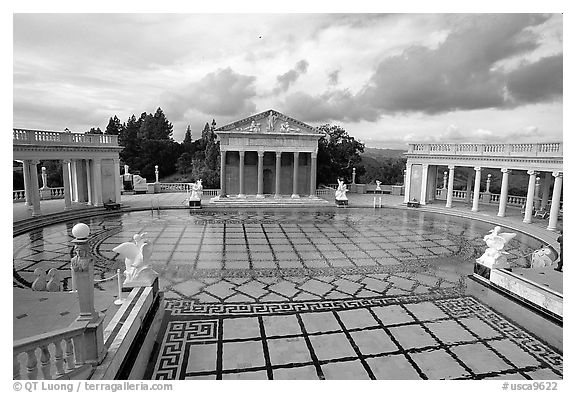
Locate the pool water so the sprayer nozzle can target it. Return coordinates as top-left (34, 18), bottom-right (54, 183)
top-left (13, 208), bottom-right (562, 380)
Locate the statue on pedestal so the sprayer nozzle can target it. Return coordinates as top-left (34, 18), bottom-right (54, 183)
top-left (112, 233), bottom-right (158, 287)
top-left (375, 180), bottom-right (382, 192)
top-left (335, 178), bottom-right (348, 206)
top-left (267, 111), bottom-right (277, 132)
top-left (189, 179), bottom-right (203, 208)
top-left (476, 226), bottom-right (517, 269)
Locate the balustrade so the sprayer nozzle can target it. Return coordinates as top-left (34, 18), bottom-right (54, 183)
top-left (49, 187), bottom-right (65, 199)
top-left (316, 188), bottom-right (335, 196)
top-left (13, 326), bottom-right (86, 380)
top-left (13, 129), bottom-right (118, 147)
top-left (407, 142), bottom-right (562, 157)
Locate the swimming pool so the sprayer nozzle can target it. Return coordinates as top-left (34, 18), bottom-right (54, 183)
top-left (13, 207), bottom-right (544, 301)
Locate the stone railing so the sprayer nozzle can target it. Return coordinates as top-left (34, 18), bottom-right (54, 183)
top-left (316, 188), bottom-right (335, 196)
top-left (157, 183), bottom-right (193, 193)
top-left (13, 325), bottom-right (90, 380)
top-left (50, 187), bottom-right (65, 199)
top-left (407, 142), bottom-right (562, 157)
top-left (13, 188), bottom-right (65, 202)
top-left (13, 190), bottom-right (26, 202)
top-left (157, 183), bottom-right (220, 196)
top-left (13, 129), bottom-right (119, 147)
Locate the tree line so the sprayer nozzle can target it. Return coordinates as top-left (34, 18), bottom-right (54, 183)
top-left (54, 110), bottom-right (381, 190)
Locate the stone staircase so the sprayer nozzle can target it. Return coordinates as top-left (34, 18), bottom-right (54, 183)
top-left (209, 195), bottom-right (331, 208)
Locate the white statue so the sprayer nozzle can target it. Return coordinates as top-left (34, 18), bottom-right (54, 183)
top-left (375, 180), bottom-right (382, 191)
top-left (476, 226), bottom-right (517, 269)
top-left (112, 233), bottom-right (158, 287)
top-left (267, 111), bottom-right (277, 131)
top-left (335, 178), bottom-right (348, 201)
top-left (244, 120), bottom-right (260, 132)
top-left (190, 179), bottom-right (203, 201)
top-left (279, 121), bottom-right (300, 133)
top-left (530, 246), bottom-right (556, 268)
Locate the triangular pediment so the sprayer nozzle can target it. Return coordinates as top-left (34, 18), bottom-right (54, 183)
top-left (215, 110), bottom-right (320, 135)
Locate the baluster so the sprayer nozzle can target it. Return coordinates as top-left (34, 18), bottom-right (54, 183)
top-left (26, 349), bottom-right (38, 380)
top-left (54, 340), bottom-right (65, 377)
top-left (14, 353), bottom-right (21, 380)
top-left (40, 344), bottom-right (52, 379)
top-left (64, 338), bottom-right (75, 371)
top-left (73, 336), bottom-right (85, 366)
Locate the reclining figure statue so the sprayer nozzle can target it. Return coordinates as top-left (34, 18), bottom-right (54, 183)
top-left (476, 226), bottom-right (517, 269)
top-left (112, 233), bottom-right (158, 287)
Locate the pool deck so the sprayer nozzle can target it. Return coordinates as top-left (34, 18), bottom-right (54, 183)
top-left (13, 192), bottom-right (562, 249)
top-left (12, 193), bottom-right (563, 380)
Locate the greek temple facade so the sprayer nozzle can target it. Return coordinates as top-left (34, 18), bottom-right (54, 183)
top-left (403, 142), bottom-right (563, 230)
top-left (214, 110), bottom-right (322, 199)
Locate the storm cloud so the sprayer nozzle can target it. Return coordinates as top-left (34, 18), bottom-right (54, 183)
top-left (273, 60), bottom-right (309, 94)
top-left (282, 14), bottom-right (561, 123)
top-left (164, 68), bottom-right (257, 119)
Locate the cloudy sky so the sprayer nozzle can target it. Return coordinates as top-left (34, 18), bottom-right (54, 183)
top-left (13, 13), bottom-right (563, 148)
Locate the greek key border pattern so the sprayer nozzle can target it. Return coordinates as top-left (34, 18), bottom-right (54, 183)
top-left (165, 289), bottom-right (463, 316)
top-left (435, 297), bottom-right (563, 374)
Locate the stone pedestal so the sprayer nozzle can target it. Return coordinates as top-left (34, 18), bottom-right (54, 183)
top-left (40, 188), bottom-right (52, 200)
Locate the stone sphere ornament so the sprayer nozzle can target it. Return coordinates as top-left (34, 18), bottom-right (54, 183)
top-left (72, 223), bottom-right (90, 239)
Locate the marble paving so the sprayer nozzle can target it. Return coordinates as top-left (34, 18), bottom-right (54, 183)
top-left (12, 208), bottom-right (561, 380)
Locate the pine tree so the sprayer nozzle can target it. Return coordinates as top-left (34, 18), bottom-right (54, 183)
top-left (183, 125), bottom-right (193, 145)
top-left (105, 115), bottom-right (123, 135)
top-left (86, 127), bottom-right (103, 134)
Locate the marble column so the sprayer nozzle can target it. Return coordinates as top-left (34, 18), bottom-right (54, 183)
top-left (471, 167), bottom-right (482, 212)
top-left (291, 152), bottom-right (300, 198)
top-left (257, 151), bottom-right (264, 198)
top-left (113, 158), bottom-right (121, 203)
top-left (497, 168), bottom-right (510, 217)
top-left (534, 176), bottom-right (541, 210)
top-left (22, 159), bottom-right (32, 206)
top-left (238, 151), bottom-right (246, 198)
top-left (86, 160), bottom-right (93, 206)
top-left (219, 151), bottom-right (227, 197)
top-left (547, 172), bottom-right (563, 231)
top-left (71, 160), bottom-right (78, 203)
top-left (403, 163), bottom-right (412, 204)
top-left (29, 160), bottom-right (41, 216)
top-left (466, 169), bottom-right (473, 204)
top-left (309, 152), bottom-right (317, 198)
top-left (92, 158), bottom-right (103, 207)
top-left (420, 164), bottom-right (429, 205)
top-left (62, 159), bottom-right (72, 210)
top-left (275, 152), bottom-right (282, 198)
top-left (523, 170), bottom-right (537, 224)
top-left (541, 172), bottom-right (552, 210)
top-left (446, 165), bottom-right (455, 208)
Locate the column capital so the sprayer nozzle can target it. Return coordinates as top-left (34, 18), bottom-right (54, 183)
top-left (501, 168), bottom-right (510, 173)
top-left (293, 151), bottom-right (300, 157)
top-left (62, 159), bottom-right (71, 164)
top-left (30, 160), bottom-right (40, 166)
top-left (552, 171), bottom-right (563, 178)
top-left (276, 151), bottom-right (282, 158)
top-left (311, 152), bottom-right (317, 159)
top-left (239, 150), bottom-right (245, 157)
top-left (527, 170), bottom-right (536, 176)
top-left (447, 165), bottom-right (455, 170)
top-left (474, 166), bottom-right (482, 172)
top-left (257, 151), bottom-right (264, 158)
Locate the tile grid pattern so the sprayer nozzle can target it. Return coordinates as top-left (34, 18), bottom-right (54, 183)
top-left (150, 296), bottom-right (562, 380)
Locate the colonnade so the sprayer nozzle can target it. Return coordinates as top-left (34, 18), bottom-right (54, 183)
top-left (219, 150), bottom-right (317, 198)
top-left (21, 157), bottom-right (121, 216)
top-left (405, 163), bottom-right (563, 231)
